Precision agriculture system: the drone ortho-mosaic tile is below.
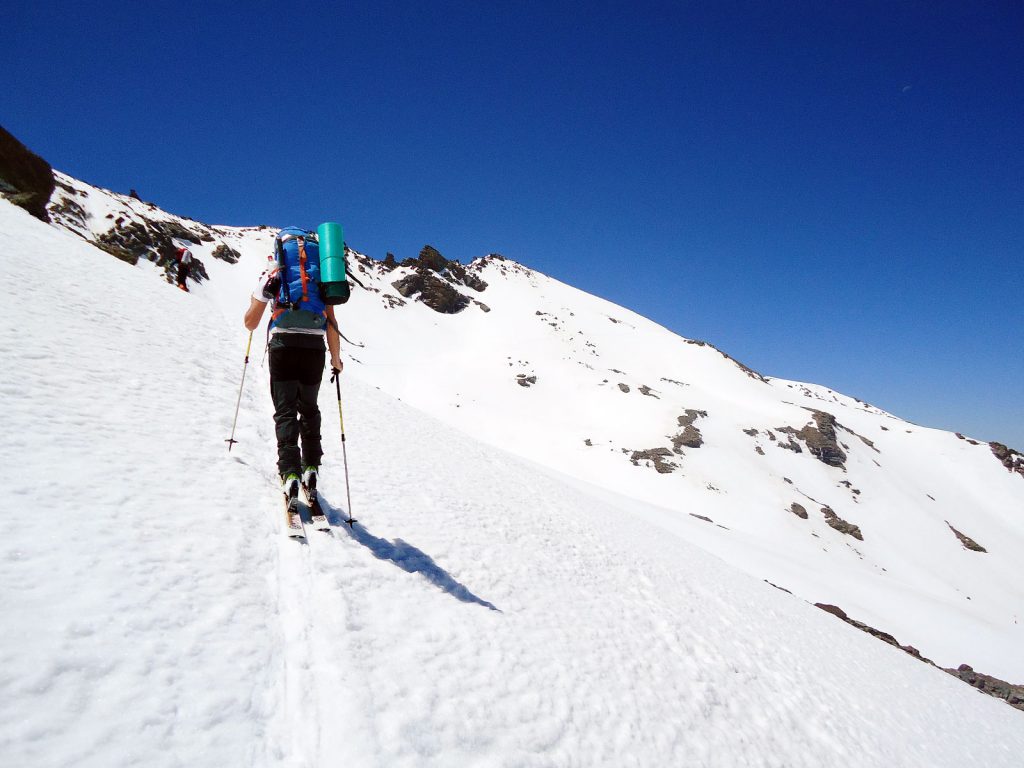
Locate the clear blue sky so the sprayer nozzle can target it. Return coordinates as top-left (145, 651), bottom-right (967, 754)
top-left (4, 1), bottom-right (1022, 448)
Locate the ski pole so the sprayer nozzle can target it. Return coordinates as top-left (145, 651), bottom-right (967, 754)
top-left (225, 331), bottom-right (253, 451)
top-left (332, 367), bottom-right (356, 527)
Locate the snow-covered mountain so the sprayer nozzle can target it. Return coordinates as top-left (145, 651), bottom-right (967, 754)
top-left (1, 164), bottom-right (1022, 766)
top-left (47, 170), bottom-right (1024, 683)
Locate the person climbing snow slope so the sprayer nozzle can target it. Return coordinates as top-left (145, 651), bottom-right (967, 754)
top-left (244, 227), bottom-right (343, 536)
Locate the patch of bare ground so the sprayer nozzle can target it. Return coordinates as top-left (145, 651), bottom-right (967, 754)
top-left (946, 522), bottom-right (987, 552)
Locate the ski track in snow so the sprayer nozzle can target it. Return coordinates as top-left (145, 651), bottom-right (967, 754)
top-left (3, 200), bottom-right (1024, 767)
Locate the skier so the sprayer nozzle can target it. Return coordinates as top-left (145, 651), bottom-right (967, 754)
top-left (243, 228), bottom-right (343, 529)
top-left (176, 246), bottom-right (193, 291)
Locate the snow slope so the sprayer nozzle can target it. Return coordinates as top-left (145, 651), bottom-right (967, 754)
top-left (95, 168), bottom-right (1017, 685)
top-left (1, 187), bottom-right (1023, 764)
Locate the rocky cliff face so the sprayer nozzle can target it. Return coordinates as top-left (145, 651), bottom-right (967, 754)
top-left (0, 125), bottom-right (55, 222)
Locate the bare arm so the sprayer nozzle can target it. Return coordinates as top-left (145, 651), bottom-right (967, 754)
top-left (325, 305), bottom-right (342, 372)
top-left (244, 297), bottom-right (267, 331)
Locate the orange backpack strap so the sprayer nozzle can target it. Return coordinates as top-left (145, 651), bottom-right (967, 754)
top-left (297, 239), bottom-right (311, 302)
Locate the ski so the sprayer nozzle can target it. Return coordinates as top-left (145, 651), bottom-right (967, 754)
top-left (284, 490), bottom-right (305, 539)
top-left (303, 481), bottom-right (331, 532)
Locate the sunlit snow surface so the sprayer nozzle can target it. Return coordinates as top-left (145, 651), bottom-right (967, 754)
top-left (1, 189), bottom-right (1022, 766)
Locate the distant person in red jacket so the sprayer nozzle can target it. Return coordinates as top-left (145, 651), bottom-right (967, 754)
top-left (176, 247), bottom-right (193, 291)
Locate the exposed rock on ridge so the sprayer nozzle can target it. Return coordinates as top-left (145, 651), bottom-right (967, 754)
top-left (815, 603), bottom-right (1024, 712)
top-left (0, 125), bottom-right (55, 222)
top-left (990, 442), bottom-right (1024, 478)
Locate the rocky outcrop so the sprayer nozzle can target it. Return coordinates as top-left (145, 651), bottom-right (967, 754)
top-left (211, 243), bottom-right (241, 264)
top-left (990, 442), bottom-right (1024, 478)
top-left (820, 506), bottom-right (862, 540)
top-left (774, 410), bottom-right (848, 468)
top-left (799, 411), bottom-right (847, 468)
top-left (629, 448), bottom-right (677, 474)
top-left (402, 245), bottom-right (489, 292)
top-left (390, 244), bottom-right (492, 313)
top-left (96, 219), bottom-right (208, 284)
top-left (0, 125), bottom-right (55, 222)
top-left (671, 410), bottom-right (707, 451)
top-left (392, 271), bottom-right (470, 314)
top-left (412, 244), bottom-right (447, 272)
top-left (946, 522), bottom-right (987, 552)
top-left (950, 665), bottom-right (1024, 711)
top-left (816, 604), bottom-right (1024, 712)
top-left (516, 374), bottom-right (537, 388)
top-left (789, 503), bottom-right (808, 519)
top-left (815, 604), bottom-right (931, 662)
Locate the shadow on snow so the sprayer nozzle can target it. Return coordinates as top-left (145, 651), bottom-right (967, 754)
top-left (319, 495), bottom-right (500, 612)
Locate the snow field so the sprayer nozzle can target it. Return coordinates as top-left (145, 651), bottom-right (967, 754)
top-left (0, 204), bottom-right (277, 766)
top-left (3, 198), bottom-right (1024, 767)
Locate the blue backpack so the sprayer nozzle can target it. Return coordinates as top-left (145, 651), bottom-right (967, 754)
top-left (270, 227), bottom-right (327, 333)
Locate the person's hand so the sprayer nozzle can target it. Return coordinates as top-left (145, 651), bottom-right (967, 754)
top-left (259, 274), bottom-right (280, 301)
top-left (330, 356), bottom-right (343, 377)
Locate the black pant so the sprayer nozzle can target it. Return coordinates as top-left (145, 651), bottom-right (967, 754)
top-left (269, 345), bottom-right (325, 477)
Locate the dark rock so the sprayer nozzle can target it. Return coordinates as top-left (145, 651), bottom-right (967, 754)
top-left (516, 374), bottom-right (537, 388)
top-left (946, 522), bottom-right (987, 552)
top-left (630, 448), bottom-right (677, 474)
top-left (0, 125), bottom-right (55, 222)
top-left (382, 252), bottom-right (397, 270)
top-left (789, 503), bottom-right (808, 519)
top-left (49, 194), bottom-right (87, 230)
top-left (392, 271), bottom-right (470, 314)
top-left (820, 506), bottom-right (863, 540)
top-left (416, 244), bottom-right (447, 272)
top-left (948, 665), bottom-right (1024, 711)
top-left (638, 385), bottom-right (659, 398)
top-left (689, 513), bottom-right (714, 523)
top-left (584, 439), bottom-right (593, 447)
top-left (401, 245), bottom-right (489, 292)
top-left (755, 446), bottom-right (765, 455)
top-left (798, 411), bottom-right (847, 468)
top-left (814, 603), bottom-right (930, 661)
top-left (743, 428), bottom-right (759, 437)
top-left (839, 480), bottom-right (861, 496)
top-left (211, 243), bottom-right (241, 264)
top-left (617, 383), bottom-right (630, 393)
top-left (129, 188), bottom-right (142, 200)
top-left (96, 219), bottom-right (208, 283)
top-left (671, 410), bottom-right (707, 451)
top-left (989, 442), bottom-right (1024, 478)
top-left (773, 428), bottom-right (803, 453)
